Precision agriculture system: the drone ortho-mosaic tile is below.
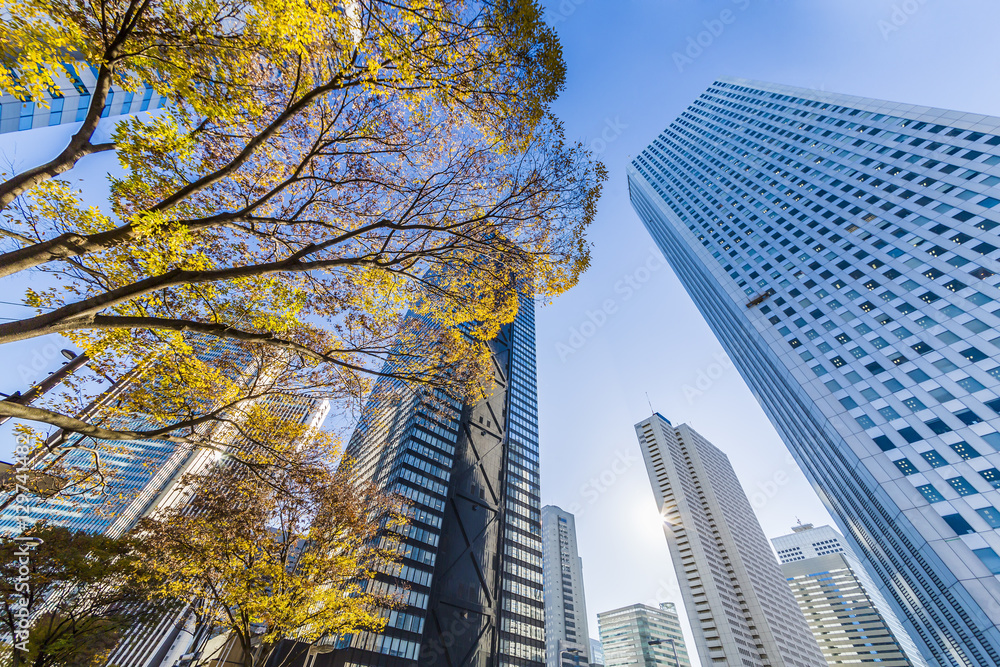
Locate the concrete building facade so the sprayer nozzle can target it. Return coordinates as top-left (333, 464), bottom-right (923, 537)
top-left (635, 413), bottom-right (825, 667)
top-left (773, 523), bottom-right (928, 667)
top-left (542, 505), bottom-right (590, 667)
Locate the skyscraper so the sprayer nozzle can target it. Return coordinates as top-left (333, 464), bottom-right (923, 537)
top-left (326, 303), bottom-right (544, 667)
top-left (772, 523), bottom-right (928, 667)
top-left (635, 414), bottom-right (825, 667)
top-left (627, 76), bottom-right (1000, 665)
top-left (0, 62), bottom-right (166, 134)
top-left (542, 505), bottom-right (590, 667)
top-left (588, 638), bottom-right (604, 667)
top-left (0, 342), bottom-right (329, 538)
top-left (596, 603), bottom-right (690, 667)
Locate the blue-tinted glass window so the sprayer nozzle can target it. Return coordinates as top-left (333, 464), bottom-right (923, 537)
top-left (926, 418), bottom-right (952, 434)
top-left (893, 458), bottom-right (918, 476)
top-left (977, 507), bottom-right (1000, 528)
top-left (899, 427), bottom-right (922, 443)
top-left (884, 379), bottom-right (905, 392)
top-left (957, 377), bottom-right (987, 393)
top-left (839, 397), bottom-right (858, 410)
top-left (962, 347), bottom-right (989, 363)
top-left (917, 484), bottom-right (945, 503)
top-left (856, 415), bottom-right (876, 429)
top-left (903, 396), bottom-right (927, 411)
top-left (982, 432), bottom-right (1000, 450)
top-left (956, 409), bottom-right (984, 425)
top-left (921, 449), bottom-right (948, 468)
top-left (979, 469), bottom-right (1000, 490)
top-left (873, 435), bottom-right (896, 452)
top-left (947, 476), bottom-right (978, 496)
top-left (928, 387), bottom-right (956, 403)
top-left (878, 406), bottom-right (901, 421)
top-left (974, 547), bottom-right (1000, 575)
top-left (942, 513), bottom-right (976, 535)
top-left (950, 442), bottom-right (981, 460)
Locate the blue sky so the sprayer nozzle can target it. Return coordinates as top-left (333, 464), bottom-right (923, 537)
top-left (2, 1), bottom-right (1000, 663)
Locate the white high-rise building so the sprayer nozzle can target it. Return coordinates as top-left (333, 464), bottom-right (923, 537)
top-left (635, 413), bottom-right (825, 667)
top-left (772, 523), bottom-right (928, 667)
top-left (542, 505), bottom-right (590, 667)
top-left (0, 62), bottom-right (166, 134)
top-left (628, 76), bottom-right (1000, 664)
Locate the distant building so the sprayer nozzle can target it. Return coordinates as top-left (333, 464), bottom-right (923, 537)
top-left (773, 524), bottom-right (928, 667)
top-left (597, 603), bottom-right (690, 667)
top-left (636, 413), bottom-right (825, 666)
top-left (543, 505), bottom-right (591, 667)
top-left (589, 638), bottom-right (604, 666)
top-left (1, 62), bottom-right (166, 134)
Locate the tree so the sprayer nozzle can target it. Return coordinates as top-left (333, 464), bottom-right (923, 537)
top-left (0, 0), bottom-right (603, 485)
top-left (0, 525), bottom-right (165, 667)
top-left (136, 453), bottom-right (406, 667)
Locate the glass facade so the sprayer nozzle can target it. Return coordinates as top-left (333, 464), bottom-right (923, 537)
top-left (0, 62), bottom-right (166, 134)
top-left (328, 302), bottom-right (544, 667)
top-left (596, 603), bottom-right (690, 667)
top-left (0, 340), bottom-right (328, 538)
top-left (628, 76), bottom-right (1000, 666)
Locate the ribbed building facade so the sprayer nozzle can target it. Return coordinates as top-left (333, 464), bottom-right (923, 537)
top-left (635, 414), bottom-right (825, 667)
top-left (325, 304), bottom-right (544, 667)
top-left (773, 523), bottom-right (928, 667)
top-left (541, 505), bottom-right (590, 667)
top-left (596, 603), bottom-right (690, 667)
top-left (628, 76), bottom-right (1000, 665)
top-left (1, 62), bottom-right (166, 134)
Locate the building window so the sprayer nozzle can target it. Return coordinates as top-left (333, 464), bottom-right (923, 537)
top-left (917, 484), bottom-right (945, 503)
top-left (942, 513), bottom-right (976, 535)
top-left (946, 476), bottom-right (978, 496)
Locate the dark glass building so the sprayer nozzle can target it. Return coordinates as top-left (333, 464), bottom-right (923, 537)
top-left (325, 303), bottom-right (544, 667)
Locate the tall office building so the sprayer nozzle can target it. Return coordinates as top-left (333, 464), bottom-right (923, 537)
top-left (0, 62), bottom-right (166, 134)
top-left (324, 304), bottom-right (544, 667)
top-left (635, 414), bottom-right (826, 667)
top-left (628, 76), bottom-right (1000, 665)
top-left (588, 638), bottom-right (604, 666)
top-left (542, 505), bottom-right (590, 667)
top-left (773, 523), bottom-right (928, 667)
top-left (0, 341), bottom-right (329, 538)
top-left (596, 603), bottom-right (691, 667)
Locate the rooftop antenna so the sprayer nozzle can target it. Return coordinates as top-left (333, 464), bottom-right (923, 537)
top-left (646, 392), bottom-right (654, 416)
